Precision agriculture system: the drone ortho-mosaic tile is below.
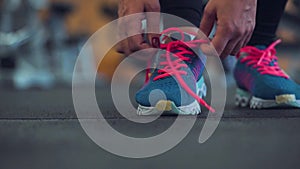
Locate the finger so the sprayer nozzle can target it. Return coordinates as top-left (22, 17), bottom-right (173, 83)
top-left (117, 4), bottom-right (132, 55)
top-left (116, 18), bottom-right (128, 54)
top-left (116, 39), bottom-right (130, 55)
top-left (200, 7), bottom-right (216, 37)
top-left (145, 1), bottom-right (161, 33)
top-left (128, 34), bottom-right (151, 53)
top-left (226, 32), bottom-right (244, 56)
top-left (221, 39), bottom-right (239, 58)
top-left (125, 14), bottom-right (152, 52)
top-left (145, 0), bottom-right (161, 46)
top-left (116, 14), bottom-right (130, 56)
top-left (242, 29), bottom-right (254, 47)
top-left (230, 39), bottom-right (244, 56)
top-left (146, 11), bottom-right (161, 46)
top-left (211, 26), bottom-right (230, 58)
top-left (117, 2), bottom-right (145, 54)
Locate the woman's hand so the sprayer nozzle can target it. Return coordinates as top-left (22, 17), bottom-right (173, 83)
top-left (117, 0), bottom-right (161, 56)
top-left (200, 0), bottom-right (257, 58)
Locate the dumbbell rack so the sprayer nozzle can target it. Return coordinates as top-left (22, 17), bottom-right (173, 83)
top-left (0, 0), bottom-right (54, 89)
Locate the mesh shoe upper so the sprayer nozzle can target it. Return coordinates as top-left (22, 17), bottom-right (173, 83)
top-left (135, 28), bottom-right (209, 109)
top-left (234, 40), bottom-right (300, 100)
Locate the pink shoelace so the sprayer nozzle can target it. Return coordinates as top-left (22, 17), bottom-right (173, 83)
top-left (148, 28), bottom-right (215, 112)
top-left (238, 39), bottom-right (289, 79)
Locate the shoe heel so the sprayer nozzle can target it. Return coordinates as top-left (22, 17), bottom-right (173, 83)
top-left (235, 88), bottom-right (251, 107)
top-left (197, 77), bottom-right (207, 98)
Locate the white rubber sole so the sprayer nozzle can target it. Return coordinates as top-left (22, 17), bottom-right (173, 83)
top-left (235, 88), bottom-right (300, 109)
top-left (137, 100), bottom-right (201, 115)
top-left (137, 77), bottom-right (207, 116)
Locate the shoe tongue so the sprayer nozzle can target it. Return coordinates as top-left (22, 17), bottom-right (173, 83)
top-left (240, 45), bottom-right (267, 59)
top-left (255, 45), bottom-right (267, 50)
top-left (163, 32), bottom-right (195, 43)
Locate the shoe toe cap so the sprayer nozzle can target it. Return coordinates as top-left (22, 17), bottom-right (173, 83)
top-left (253, 76), bottom-right (300, 99)
top-left (135, 83), bottom-right (194, 107)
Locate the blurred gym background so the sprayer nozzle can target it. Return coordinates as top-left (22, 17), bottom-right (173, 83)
top-left (0, 0), bottom-right (299, 90)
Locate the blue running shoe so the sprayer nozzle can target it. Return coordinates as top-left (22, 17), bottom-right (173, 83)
top-left (234, 40), bottom-right (300, 109)
top-left (135, 28), bottom-right (214, 115)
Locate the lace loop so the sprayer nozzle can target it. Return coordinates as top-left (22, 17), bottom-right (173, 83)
top-left (238, 39), bottom-right (289, 79)
top-left (151, 28), bottom-right (215, 112)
